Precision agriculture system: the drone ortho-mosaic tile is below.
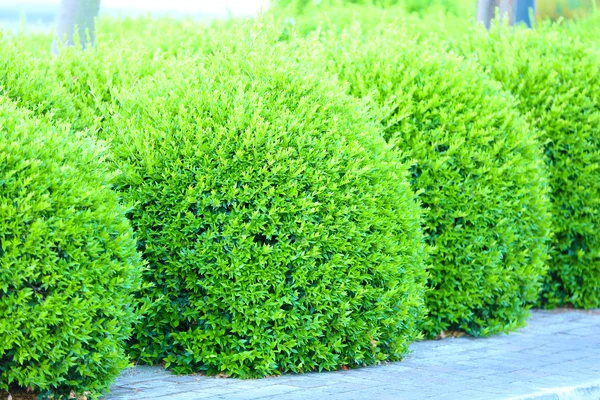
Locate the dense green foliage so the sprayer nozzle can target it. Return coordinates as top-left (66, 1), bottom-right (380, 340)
top-left (320, 24), bottom-right (552, 337)
top-left (2, 21), bottom-right (428, 377)
top-left (275, 3), bottom-right (401, 38)
top-left (458, 27), bottom-right (600, 308)
top-left (0, 4), bottom-right (598, 391)
top-left (536, 0), bottom-right (599, 21)
top-left (562, 11), bottom-right (600, 45)
top-left (0, 97), bottom-right (142, 398)
top-left (269, 0), bottom-right (472, 39)
top-left (270, 0), bottom-right (472, 15)
top-left (0, 27), bottom-right (177, 134)
top-left (95, 25), bottom-right (428, 377)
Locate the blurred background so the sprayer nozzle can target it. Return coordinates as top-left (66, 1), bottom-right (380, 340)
top-left (1, 0), bottom-right (598, 34)
top-left (0, 0), bottom-right (270, 32)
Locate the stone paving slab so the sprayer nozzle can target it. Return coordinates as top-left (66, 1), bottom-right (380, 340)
top-left (103, 309), bottom-right (600, 400)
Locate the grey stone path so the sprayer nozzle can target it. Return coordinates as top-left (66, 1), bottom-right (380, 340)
top-left (104, 309), bottom-right (600, 400)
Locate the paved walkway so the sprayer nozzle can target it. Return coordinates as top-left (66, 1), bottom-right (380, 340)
top-left (104, 309), bottom-right (600, 400)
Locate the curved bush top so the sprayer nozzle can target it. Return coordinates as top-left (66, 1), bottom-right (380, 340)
top-left (322, 24), bottom-right (551, 337)
top-left (0, 97), bottom-right (142, 398)
top-left (457, 27), bottom-right (600, 309)
top-left (104, 23), bottom-right (427, 378)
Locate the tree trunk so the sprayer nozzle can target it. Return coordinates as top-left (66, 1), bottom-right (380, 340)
top-left (476, 0), bottom-right (496, 29)
top-left (498, 0), bottom-right (512, 24)
top-left (52, 0), bottom-right (101, 55)
top-left (477, 0), bottom-right (535, 29)
top-left (514, 0), bottom-right (535, 27)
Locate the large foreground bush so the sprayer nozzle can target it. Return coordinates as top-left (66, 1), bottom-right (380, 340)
top-left (322, 25), bottom-right (551, 337)
top-left (0, 97), bottom-right (142, 398)
top-left (101, 24), bottom-right (428, 377)
top-left (459, 27), bottom-right (600, 308)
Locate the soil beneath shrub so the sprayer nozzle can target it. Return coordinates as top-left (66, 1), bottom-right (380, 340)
top-left (2, 391), bottom-right (37, 400)
top-left (1, 389), bottom-right (88, 400)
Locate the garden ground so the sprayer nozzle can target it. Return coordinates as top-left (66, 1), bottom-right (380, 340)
top-left (103, 309), bottom-right (600, 400)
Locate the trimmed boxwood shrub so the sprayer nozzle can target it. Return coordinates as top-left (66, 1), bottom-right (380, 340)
top-left (322, 25), bottom-right (551, 337)
top-left (0, 97), bottom-right (142, 399)
top-left (102, 23), bottom-right (428, 378)
top-left (458, 27), bottom-right (600, 308)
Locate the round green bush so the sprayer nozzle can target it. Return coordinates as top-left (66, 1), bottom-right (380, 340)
top-left (323, 25), bottom-right (551, 337)
top-left (103, 24), bottom-right (427, 378)
top-left (459, 27), bottom-right (600, 309)
top-left (0, 97), bottom-right (142, 398)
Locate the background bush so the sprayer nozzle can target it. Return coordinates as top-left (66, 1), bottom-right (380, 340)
top-left (457, 27), bottom-right (600, 308)
top-left (270, 0), bottom-right (472, 16)
top-left (0, 27), bottom-right (177, 135)
top-left (0, 97), bottom-right (142, 398)
top-left (320, 24), bottom-right (551, 337)
top-left (269, 0), bottom-right (472, 39)
top-left (99, 23), bottom-right (428, 377)
top-left (562, 11), bottom-right (600, 46)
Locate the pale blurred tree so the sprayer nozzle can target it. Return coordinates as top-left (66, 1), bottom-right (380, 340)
top-left (476, 0), bottom-right (495, 27)
top-left (52, 0), bottom-right (101, 55)
top-left (477, 0), bottom-right (535, 28)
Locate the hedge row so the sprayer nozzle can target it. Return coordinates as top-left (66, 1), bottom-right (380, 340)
top-left (2, 20), bottom-right (428, 395)
top-left (1, 8), bottom-right (598, 398)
